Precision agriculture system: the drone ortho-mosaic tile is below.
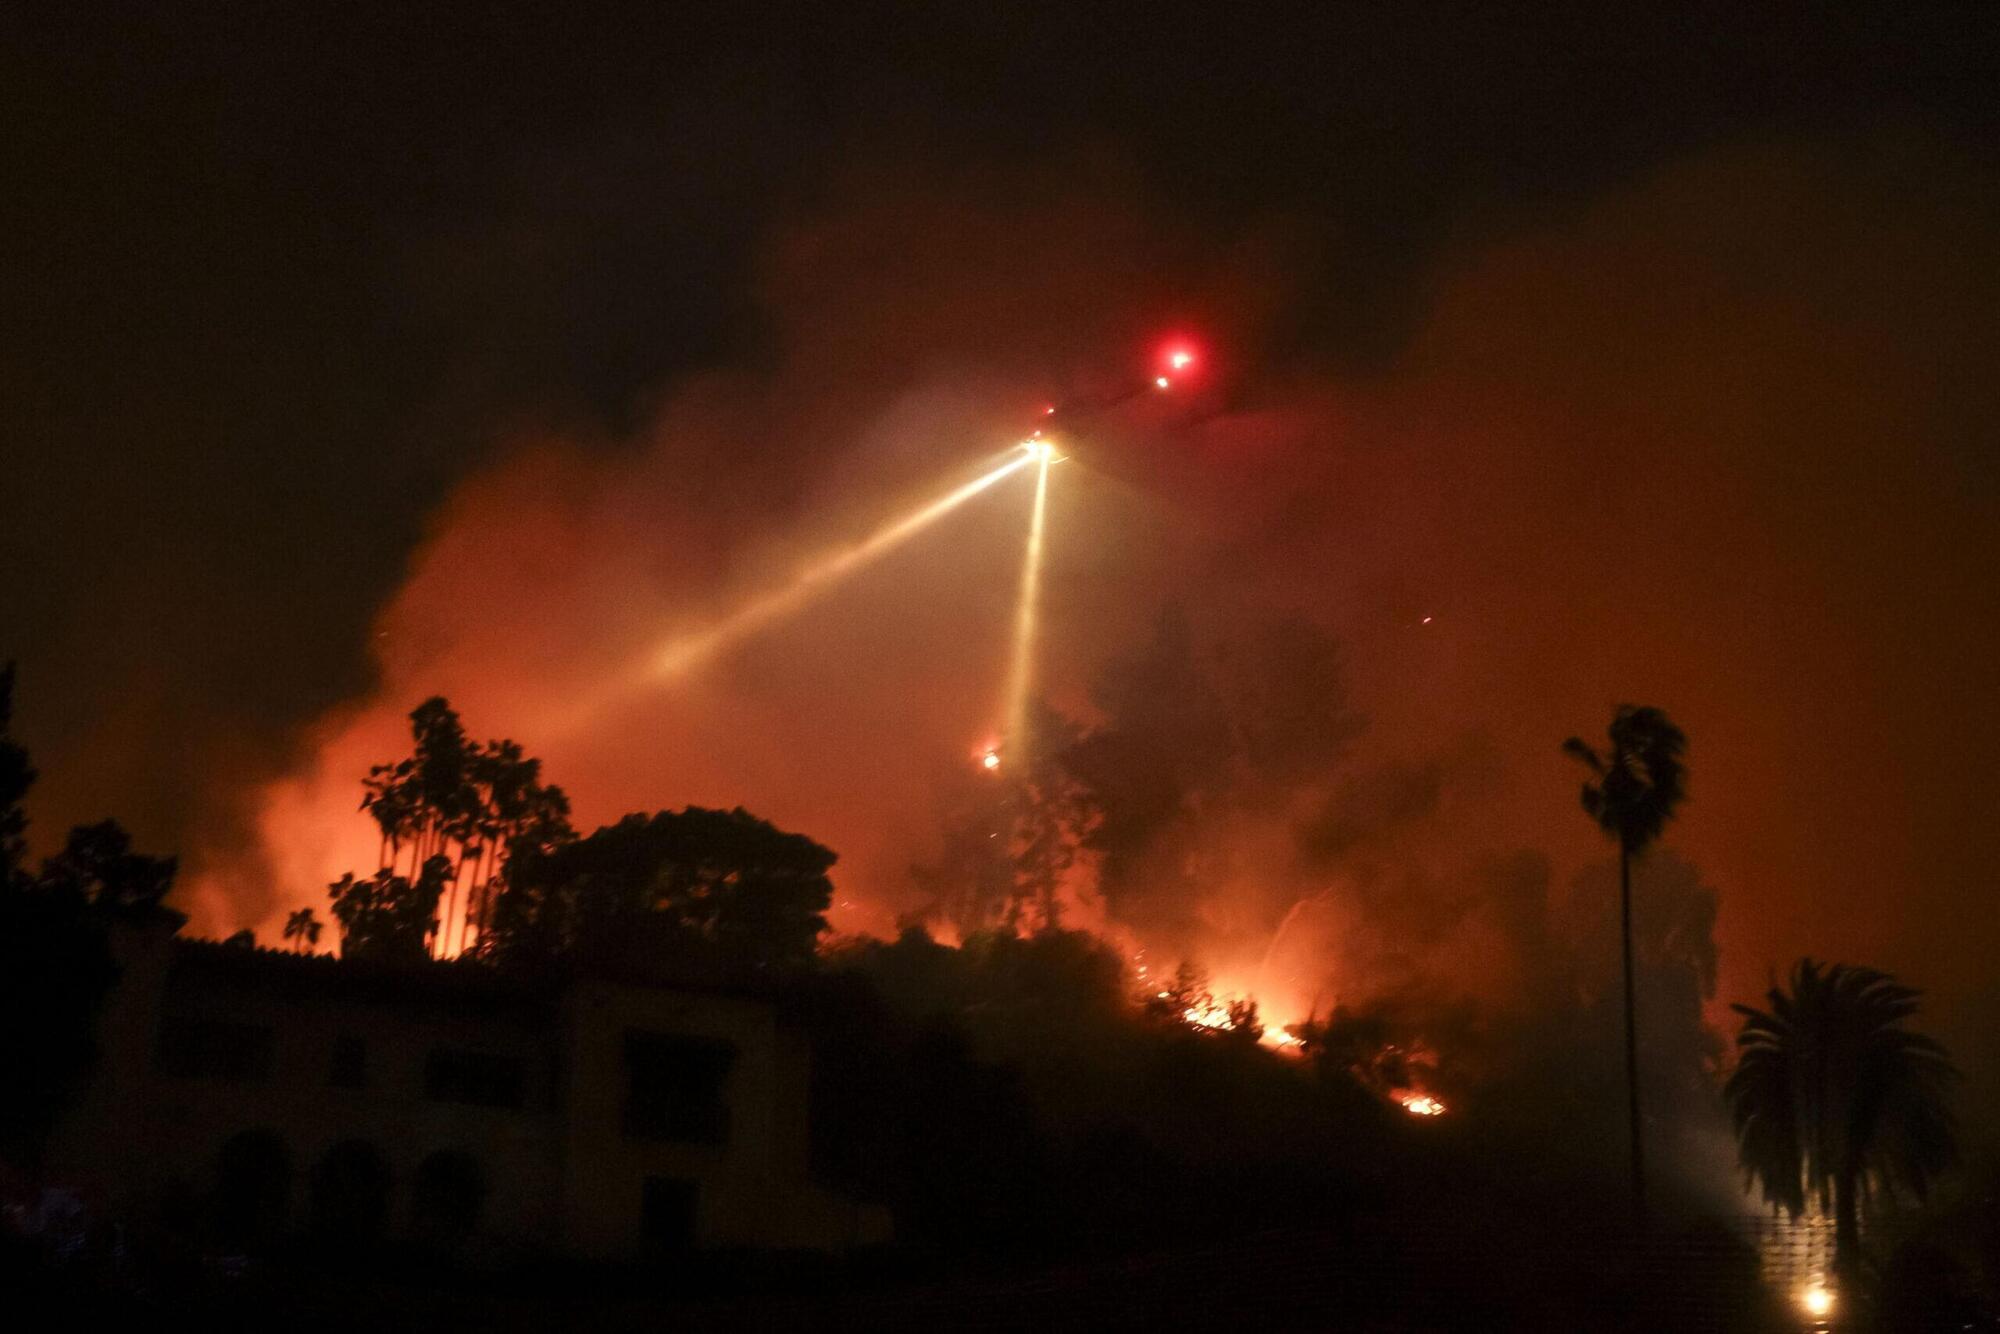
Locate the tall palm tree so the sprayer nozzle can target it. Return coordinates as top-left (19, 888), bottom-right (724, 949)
top-left (283, 906), bottom-right (323, 954)
top-left (1563, 704), bottom-right (1687, 1213)
top-left (1726, 959), bottom-right (1957, 1282)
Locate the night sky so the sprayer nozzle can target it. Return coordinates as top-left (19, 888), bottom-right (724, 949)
top-left (7, 8), bottom-right (1999, 1110)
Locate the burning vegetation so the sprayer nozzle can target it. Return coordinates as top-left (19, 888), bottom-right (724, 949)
top-left (284, 582), bottom-right (1738, 1161)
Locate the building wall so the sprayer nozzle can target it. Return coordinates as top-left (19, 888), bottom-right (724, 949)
top-left (48, 920), bottom-right (886, 1258)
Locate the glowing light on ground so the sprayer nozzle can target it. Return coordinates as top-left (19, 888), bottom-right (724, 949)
top-left (980, 747), bottom-right (1001, 771)
top-left (1399, 1093), bottom-right (1447, 1117)
top-left (1154, 375), bottom-right (1171, 389)
top-left (998, 445), bottom-right (1053, 760)
top-left (651, 450), bottom-right (1034, 678)
top-left (1798, 1281), bottom-right (1835, 1320)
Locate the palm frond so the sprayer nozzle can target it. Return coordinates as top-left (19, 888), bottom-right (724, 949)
top-left (1726, 958), bottom-right (1958, 1227)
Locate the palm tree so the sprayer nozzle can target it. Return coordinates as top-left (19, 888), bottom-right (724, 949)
top-left (1726, 960), bottom-right (1957, 1283)
top-left (283, 906), bottom-right (323, 954)
top-left (1563, 704), bottom-right (1687, 1213)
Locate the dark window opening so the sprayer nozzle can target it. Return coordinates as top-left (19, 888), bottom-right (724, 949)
top-left (310, 1139), bottom-right (390, 1243)
top-left (212, 1130), bottom-right (289, 1249)
top-left (623, 1031), bottom-right (735, 1144)
top-left (157, 1016), bottom-right (275, 1081)
top-left (424, 1047), bottom-right (524, 1108)
top-left (411, 1150), bottom-right (485, 1249)
top-left (641, 1175), bottom-right (698, 1249)
top-left (329, 1034), bottom-right (366, 1088)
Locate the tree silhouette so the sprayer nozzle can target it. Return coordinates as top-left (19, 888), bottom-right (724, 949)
top-left (1562, 704), bottom-right (1687, 1213)
top-left (1061, 606), bottom-right (1359, 943)
top-left (0, 662), bottom-right (34, 887)
top-left (0, 665), bottom-right (177, 1165)
top-left (1006, 702), bottom-right (1090, 932)
top-left (37, 819), bottom-right (177, 913)
top-left (914, 700), bottom-right (1090, 937)
top-left (357, 698), bottom-right (570, 957)
top-left (328, 855), bottom-right (450, 964)
top-left (1726, 959), bottom-right (1957, 1282)
top-left (1557, 850), bottom-right (1727, 1195)
top-left (487, 807), bottom-right (834, 978)
top-left (283, 906), bottom-right (323, 953)
top-left (1294, 1004), bottom-right (1438, 1102)
top-left (1063, 605), bottom-right (1234, 937)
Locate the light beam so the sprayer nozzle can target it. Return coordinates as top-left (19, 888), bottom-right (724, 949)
top-left (999, 443), bottom-right (1054, 762)
top-left (652, 449), bottom-right (1035, 678)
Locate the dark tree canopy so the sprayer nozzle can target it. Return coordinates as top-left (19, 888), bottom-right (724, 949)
top-left (913, 699), bottom-right (1090, 937)
top-left (1562, 705), bottom-right (1688, 854)
top-left (0, 662), bottom-right (34, 885)
top-left (488, 806), bottom-right (835, 978)
top-left (1726, 959), bottom-right (1958, 1277)
top-left (1059, 605), bottom-right (1360, 941)
top-left (37, 819), bottom-right (178, 916)
top-left (1064, 605), bottom-right (1233, 929)
top-left (357, 696), bottom-right (572, 957)
top-left (0, 664), bottom-right (178, 1163)
top-left (328, 855), bottom-right (451, 965)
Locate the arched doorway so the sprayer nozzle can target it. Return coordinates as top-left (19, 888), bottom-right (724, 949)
top-left (411, 1150), bottom-right (485, 1249)
top-left (212, 1129), bottom-right (289, 1248)
top-left (309, 1139), bottom-right (391, 1244)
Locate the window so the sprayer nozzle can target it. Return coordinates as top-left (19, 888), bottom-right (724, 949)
top-left (640, 1176), bottom-right (698, 1249)
top-left (156, 1016), bottom-right (275, 1081)
top-left (622, 1031), bottom-right (735, 1144)
top-left (424, 1047), bottom-right (524, 1109)
top-left (329, 1035), bottom-right (366, 1089)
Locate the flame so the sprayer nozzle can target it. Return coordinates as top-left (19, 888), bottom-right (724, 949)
top-left (1172, 991), bottom-right (1304, 1052)
top-left (1398, 1092), bottom-right (1447, 1117)
top-left (1180, 999), bottom-right (1234, 1030)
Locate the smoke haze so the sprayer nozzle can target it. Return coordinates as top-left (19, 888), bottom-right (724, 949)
top-left (7, 11), bottom-right (1997, 1149)
top-left (138, 131), bottom-right (1994, 1120)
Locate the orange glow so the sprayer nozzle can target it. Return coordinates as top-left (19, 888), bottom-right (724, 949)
top-left (1399, 1093), bottom-right (1447, 1117)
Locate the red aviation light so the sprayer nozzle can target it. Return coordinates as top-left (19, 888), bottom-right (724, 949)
top-left (1152, 340), bottom-right (1202, 391)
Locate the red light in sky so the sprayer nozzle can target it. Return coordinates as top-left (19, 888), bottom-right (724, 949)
top-left (1156, 337), bottom-right (1203, 379)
